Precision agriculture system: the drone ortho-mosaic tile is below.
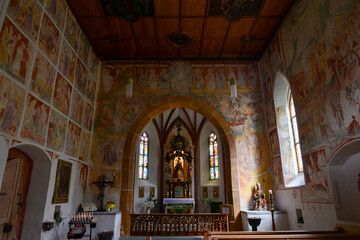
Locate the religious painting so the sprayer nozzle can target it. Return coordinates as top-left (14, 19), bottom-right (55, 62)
top-left (79, 131), bottom-right (91, 161)
top-left (215, 65), bottom-right (227, 90)
top-left (59, 40), bottom-right (76, 83)
top-left (79, 164), bottom-right (88, 193)
top-left (203, 64), bottom-right (217, 91)
top-left (65, 121), bottom-right (81, 157)
top-left (45, 0), bottom-right (67, 30)
top-left (75, 59), bottom-right (88, 95)
top-left (64, 10), bottom-right (80, 51)
top-left (262, 75), bottom-right (273, 105)
top-left (240, 63), bottom-right (259, 90)
top-left (0, 17), bottom-right (35, 85)
top-left (20, 94), bottom-right (50, 145)
top-left (191, 65), bottom-right (204, 90)
top-left (53, 73), bottom-right (72, 115)
top-left (82, 102), bottom-right (94, 131)
top-left (358, 174), bottom-right (360, 192)
top-left (135, 65), bottom-right (147, 90)
top-left (213, 186), bottom-right (219, 198)
top-left (77, 31), bottom-right (91, 66)
top-left (30, 51), bottom-right (56, 103)
top-left (301, 148), bottom-right (332, 203)
top-left (159, 65), bottom-right (169, 90)
top-left (272, 156), bottom-right (284, 190)
top-left (265, 101), bottom-right (276, 131)
top-left (87, 50), bottom-right (99, 78)
top-left (52, 159), bottom-right (72, 204)
top-left (0, 73), bottom-right (26, 137)
top-left (139, 186), bottom-right (144, 198)
top-left (202, 186), bottom-right (208, 198)
top-left (225, 65), bottom-right (238, 89)
top-left (269, 129), bottom-right (280, 156)
top-left (85, 78), bottom-right (96, 104)
top-left (46, 110), bottom-right (67, 151)
top-left (168, 61), bottom-right (192, 93)
top-left (147, 65), bottom-right (159, 90)
top-left (70, 90), bottom-right (84, 125)
top-left (150, 187), bottom-right (155, 198)
top-left (38, 13), bottom-right (61, 64)
top-left (99, 0), bottom-right (154, 20)
top-left (7, 0), bottom-right (42, 42)
top-left (279, 137), bottom-right (294, 177)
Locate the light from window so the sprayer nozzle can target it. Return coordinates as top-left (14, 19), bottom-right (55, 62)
top-left (289, 95), bottom-right (303, 173)
top-left (139, 131), bottom-right (149, 180)
top-left (209, 132), bottom-right (219, 179)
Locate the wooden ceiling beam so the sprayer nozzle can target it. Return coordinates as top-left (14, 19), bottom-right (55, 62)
top-left (219, 22), bottom-right (231, 59)
top-left (198, 0), bottom-right (209, 59)
top-left (77, 15), bottom-right (284, 20)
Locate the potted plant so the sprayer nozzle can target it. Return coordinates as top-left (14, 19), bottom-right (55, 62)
top-left (106, 201), bottom-right (116, 212)
top-left (97, 230), bottom-right (114, 240)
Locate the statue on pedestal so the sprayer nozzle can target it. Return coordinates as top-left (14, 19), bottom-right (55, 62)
top-left (253, 182), bottom-right (267, 211)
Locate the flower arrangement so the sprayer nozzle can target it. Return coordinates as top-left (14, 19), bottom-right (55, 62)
top-left (97, 230), bottom-right (114, 240)
top-left (106, 201), bottom-right (116, 211)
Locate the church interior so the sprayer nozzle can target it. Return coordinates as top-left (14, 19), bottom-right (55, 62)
top-left (0, 0), bottom-right (360, 239)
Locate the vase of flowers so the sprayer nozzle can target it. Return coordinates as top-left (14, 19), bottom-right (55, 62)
top-left (106, 201), bottom-right (116, 212)
top-left (97, 230), bottom-right (114, 240)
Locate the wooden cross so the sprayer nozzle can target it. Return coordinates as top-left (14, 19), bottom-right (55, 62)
top-left (93, 175), bottom-right (114, 211)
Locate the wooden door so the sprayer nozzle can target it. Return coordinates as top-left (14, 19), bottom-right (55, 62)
top-left (0, 149), bottom-right (32, 240)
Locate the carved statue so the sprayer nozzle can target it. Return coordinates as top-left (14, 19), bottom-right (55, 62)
top-left (253, 182), bottom-right (267, 211)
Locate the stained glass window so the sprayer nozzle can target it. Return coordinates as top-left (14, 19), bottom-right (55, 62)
top-left (289, 95), bottom-right (303, 173)
top-left (209, 132), bottom-right (219, 179)
top-left (139, 131), bottom-right (149, 180)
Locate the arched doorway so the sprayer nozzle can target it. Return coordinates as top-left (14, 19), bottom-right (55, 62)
top-left (0, 139), bottom-right (52, 240)
top-left (328, 138), bottom-right (360, 227)
top-left (120, 95), bottom-right (238, 234)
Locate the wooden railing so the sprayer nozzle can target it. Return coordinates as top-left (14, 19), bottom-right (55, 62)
top-left (205, 230), bottom-right (360, 240)
top-left (130, 213), bottom-right (229, 236)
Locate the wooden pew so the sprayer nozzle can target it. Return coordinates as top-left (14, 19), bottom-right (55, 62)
top-left (204, 230), bottom-right (360, 240)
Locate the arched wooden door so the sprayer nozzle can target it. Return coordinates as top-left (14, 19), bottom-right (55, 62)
top-left (0, 149), bottom-right (32, 240)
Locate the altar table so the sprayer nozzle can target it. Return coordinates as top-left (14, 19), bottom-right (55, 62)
top-left (163, 198), bottom-right (195, 213)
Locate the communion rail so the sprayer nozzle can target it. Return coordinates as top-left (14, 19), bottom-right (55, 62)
top-left (130, 213), bottom-right (229, 236)
top-left (204, 230), bottom-right (360, 240)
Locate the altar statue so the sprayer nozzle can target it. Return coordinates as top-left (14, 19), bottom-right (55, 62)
top-left (253, 182), bottom-right (267, 211)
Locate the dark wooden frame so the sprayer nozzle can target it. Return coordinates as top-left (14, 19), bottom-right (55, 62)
top-left (52, 159), bottom-right (72, 203)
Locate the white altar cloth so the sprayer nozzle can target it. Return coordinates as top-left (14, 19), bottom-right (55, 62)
top-left (163, 198), bottom-right (195, 205)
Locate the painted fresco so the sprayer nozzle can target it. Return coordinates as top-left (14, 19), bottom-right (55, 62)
top-left (30, 51), bottom-right (56, 103)
top-left (279, 137), bottom-right (295, 179)
top-left (38, 13), bottom-right (61, 64)
top-left (79, 164), bottom-right (88, 193)
top-left (276, 105), bottom-right (289, 137)
top-left (75, 59), bottom-right (88, 95)
top-left (59, 40), bottom-right (76, 83)
top-left (78, 31), bottom-right (91, 66)
top-left (0, 73), bottom-right (26, 137)
top-left (82, 102), bottom-right (94, 131)
top-left (53, 73), bottom-right (72, 115)
top-left (70, 90), bottom-right (84, 125)
top-left (87, 50), bottom-right (99, 78)
top-left (46, 109), bottom-right (67, 151)
top-left (20, 94), bottom-right (50, 145)
top-left (7, 0), bottom-right (42, 42)
top-left (45, 0), bottom-right (67, 30)
top-left (301, 148), bottom-right (332, 203)
top-left (65, 120), bottom-right (81, 157)
top-left (269, 129), bottom-right (280, 157)
top-left (0, 17), bottom-right (35, 85)
top-left (265, 102), bottom-right (276, 131)
top-left (262, 75), bottom-right (273, 105)
top-left (272, 156), bottom-right (284, 190)
top-left (64, 11), bottom-right (80, 51)
top-left (79, 131), bottom-right (91, 161)
top-left (85, 78), bottom-right (96, 104)
top-left (89, 167), bottom-right (121, 191)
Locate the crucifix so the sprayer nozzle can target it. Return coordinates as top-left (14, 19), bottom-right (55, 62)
top-left (93, 175), bottom-right (114, 211)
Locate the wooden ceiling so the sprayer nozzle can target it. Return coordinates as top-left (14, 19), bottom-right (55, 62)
top-left (66, 0), bottom-right (294, 61)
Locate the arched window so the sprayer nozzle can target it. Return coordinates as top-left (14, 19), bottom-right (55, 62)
top-left (139, 131), bottom-right (149, 180)
top-left (273, 72), bottom-right (305, 187)
top-left (209, 132), bottom-right (219, 180)
top-left (289, 94), bottom-right (303, 173)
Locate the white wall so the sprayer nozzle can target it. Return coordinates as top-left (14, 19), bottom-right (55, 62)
top-left (198, 121), bottom-right (225, 212)
top-left (133, 121), bottom-right (160, 213)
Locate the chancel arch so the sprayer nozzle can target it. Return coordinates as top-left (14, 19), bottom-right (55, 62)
top-left (121, 96), bottom-right (237, 234)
